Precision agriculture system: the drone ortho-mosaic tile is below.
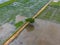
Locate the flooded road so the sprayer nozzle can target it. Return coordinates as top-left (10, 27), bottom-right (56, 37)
top-left (10, 19), bottom-right (60, 45)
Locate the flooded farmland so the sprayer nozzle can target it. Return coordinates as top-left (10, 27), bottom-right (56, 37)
top-left (0, 0), bottom-right (60, 45)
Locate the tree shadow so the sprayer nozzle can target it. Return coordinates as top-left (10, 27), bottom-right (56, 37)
top-left (26, 23), bottom-right (35, 32)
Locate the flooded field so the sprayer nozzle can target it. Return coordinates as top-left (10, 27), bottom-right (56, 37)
top-left (0, 0), bottom-right (60, 45)
top-left (0, 15), bottom-right (25, 45)
top-left (10, 19), bottom-right (60, 45)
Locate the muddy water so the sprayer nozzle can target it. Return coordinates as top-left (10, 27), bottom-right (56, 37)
top-left (10, 19), bottom-right (60, 45)
top-left (0, 23), bottom-right (16, 45)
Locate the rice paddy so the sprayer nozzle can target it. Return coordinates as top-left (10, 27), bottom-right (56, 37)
top-left (37, 1), bottom-right (60, 23)
top-left (0, 0), bottom-right (49, 25)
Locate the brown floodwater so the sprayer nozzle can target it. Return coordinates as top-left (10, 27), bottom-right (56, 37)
top-left (10, 19), bottom-right (60, 45)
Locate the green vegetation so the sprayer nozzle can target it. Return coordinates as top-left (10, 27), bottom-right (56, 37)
top-left (37, 1), bottom-right (60, 23)
top-left (15, 21), bottom-right (24, 28)
top-left (50, 1), bottom-right (60, 8)
top-left (25, 18), bottom-right (35, 23)
top-left (0, 0), bottom-right (49, 25)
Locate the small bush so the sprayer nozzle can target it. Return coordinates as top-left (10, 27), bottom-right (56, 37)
top-left (25, 18), bottom-right (35, 23)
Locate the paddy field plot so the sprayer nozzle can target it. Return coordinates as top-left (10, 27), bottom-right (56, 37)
top-left (37, 1), bottom-right (60, 23)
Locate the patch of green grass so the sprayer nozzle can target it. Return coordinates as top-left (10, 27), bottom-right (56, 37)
top-left (15, 21), bottom-right (24, 28)
top-left (25, 18), bottom-right (35, 23)
top-left (50, 1), bottom-right (60, 8)
top-left (44, 12), bottom-right (52, 18)
top-left (37, 2), bottom-right (60, 23)
top-left (38, 6), bottom-right (53, 20)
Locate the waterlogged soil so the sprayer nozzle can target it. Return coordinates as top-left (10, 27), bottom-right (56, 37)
top-left (10, 19), bottom-right (60, 45)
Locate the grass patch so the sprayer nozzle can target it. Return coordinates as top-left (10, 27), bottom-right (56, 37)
top-left (37, 2), bottom-right (60, 23)
top-left (50, 1), bottom-right (60, 8)
top-left (15, 21), bottom-right (24, 28)
top-left (25, 18), bottom-right (35, 23)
